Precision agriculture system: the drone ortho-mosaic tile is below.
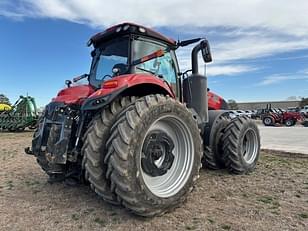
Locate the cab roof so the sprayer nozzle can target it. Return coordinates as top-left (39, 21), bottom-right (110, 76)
top-left (89, 22), bottom-right (176, 48)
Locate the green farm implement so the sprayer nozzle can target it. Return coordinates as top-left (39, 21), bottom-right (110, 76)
top-left (0, 96), bottom-right (38, 132)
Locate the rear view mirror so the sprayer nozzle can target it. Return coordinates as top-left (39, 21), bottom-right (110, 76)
top-left (201, 40), bottom-right (212, 63)
top-left (65, 80), bottom-right (72, 88)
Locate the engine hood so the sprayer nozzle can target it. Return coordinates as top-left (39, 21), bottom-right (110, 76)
top-left (208, 91), bottom-right (228, 110)
top-left (52, 85), bottom-right (95, 105)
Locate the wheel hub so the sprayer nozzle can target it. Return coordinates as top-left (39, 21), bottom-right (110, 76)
top-left (264, 117), bottom-right (272, 125)
top-left (141, 130), bottom-right (175, 177)
top-left (241, 129), bottom-right (258, 164)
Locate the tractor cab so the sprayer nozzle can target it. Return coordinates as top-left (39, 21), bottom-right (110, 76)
top-left (87, 23), bottom-right (179, 92)
top-left (60, 22), bottom-right (212, 109)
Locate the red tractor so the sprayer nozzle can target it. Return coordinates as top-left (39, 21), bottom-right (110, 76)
top-left (262, 104), bottom-right (304, 126)
top-left (26, 23), bottom-right (260, 217)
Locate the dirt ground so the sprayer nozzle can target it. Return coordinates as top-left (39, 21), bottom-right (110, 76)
top-left (0, 132), bottom-right (307, 231)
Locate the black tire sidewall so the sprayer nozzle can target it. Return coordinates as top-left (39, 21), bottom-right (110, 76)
top-left (212, 118), bottom-right (230, 166)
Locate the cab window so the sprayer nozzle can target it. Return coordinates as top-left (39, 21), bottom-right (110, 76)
top-left (133, 38), bottom-right (177, 89)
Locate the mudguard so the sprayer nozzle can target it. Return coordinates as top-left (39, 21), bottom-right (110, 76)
top-left (81, 73), bottom-right (174, 111)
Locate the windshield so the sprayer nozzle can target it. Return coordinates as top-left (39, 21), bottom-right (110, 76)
top-left (90, 37), bottom-right (129, 88)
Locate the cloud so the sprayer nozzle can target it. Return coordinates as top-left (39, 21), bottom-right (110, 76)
top-left (258, 73), bottom-right (308, 86)
top-left (2, 0), bottom-right (308, 77)
top-left (213, 36), bottom-right (308, 62)
top-left (2, 0), bottom-right (308, 36)
top-left (175, 48), bottom-right (258, 76)
top-left (206, 65), bottom-right (258, 76)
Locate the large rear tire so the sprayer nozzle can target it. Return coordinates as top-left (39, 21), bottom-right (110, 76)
top-left (105, 95), bottom-right (202, 217)
top-left (202, 114), bottom-right (230, 170)
top-left (222, 116), bottom-right (260, 174)
top-left (82, 97), bottom-right (136, 204)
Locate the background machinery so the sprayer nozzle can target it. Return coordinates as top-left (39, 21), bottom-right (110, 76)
top-left (0, 95), bottom-right (38, 131)
top-left (300, 105), bottom-right (308, 118)
top-left (26, 23), bottom-right (260, 217)
top-left (0, 103), bottom-right (12, 112)
top-left (261, 104), bottom-right (304, 126)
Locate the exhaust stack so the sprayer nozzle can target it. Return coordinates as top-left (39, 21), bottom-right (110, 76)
top-left (183, 40), bottom-right (212, 125)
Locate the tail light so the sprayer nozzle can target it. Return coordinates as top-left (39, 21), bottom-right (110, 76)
top-left (103, 80), bottom-right (118, 89)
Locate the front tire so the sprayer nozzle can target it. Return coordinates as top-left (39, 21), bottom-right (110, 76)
top-left (105, 95), bottom-right (202, 217)
top-left (222, 116), bottom-right (260, 174)
top-left (263, 116), bottom-right (274, 126)
top-left (82, 97), bottom-right (136, 204)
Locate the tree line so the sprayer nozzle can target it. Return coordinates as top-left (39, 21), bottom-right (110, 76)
top-left (0, 94), bottom-right (11, 105)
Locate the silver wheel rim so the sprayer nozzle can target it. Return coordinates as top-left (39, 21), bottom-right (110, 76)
top-left (264, 118), bottom-right (271, 125)
top-left (241, 128), bottom-right (259, 164)
top-left (140, 115), bottom-right (194, 198)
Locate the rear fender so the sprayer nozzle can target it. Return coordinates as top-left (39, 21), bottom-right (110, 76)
top-left (81, 74), bottom-right (174, 111)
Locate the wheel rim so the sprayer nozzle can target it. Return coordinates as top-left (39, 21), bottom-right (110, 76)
top-left (241, 128), bottom-right (259, 164)
top-left (140, 115), bottom-right (194, 198)
top-left (264, 118), bottom-right (271, 125)
top-left (286, 120), bottom-right (292, 126)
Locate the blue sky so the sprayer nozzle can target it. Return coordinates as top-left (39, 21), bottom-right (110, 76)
top-left (1, 0), bottom-right (308, 107)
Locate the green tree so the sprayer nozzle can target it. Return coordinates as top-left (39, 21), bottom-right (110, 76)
top-left (0, 94), bottom-right (10, 105)
top-left (299, 97), bottom-right (308, 107)
top-left (228, 99), bottom-right (238, 110)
